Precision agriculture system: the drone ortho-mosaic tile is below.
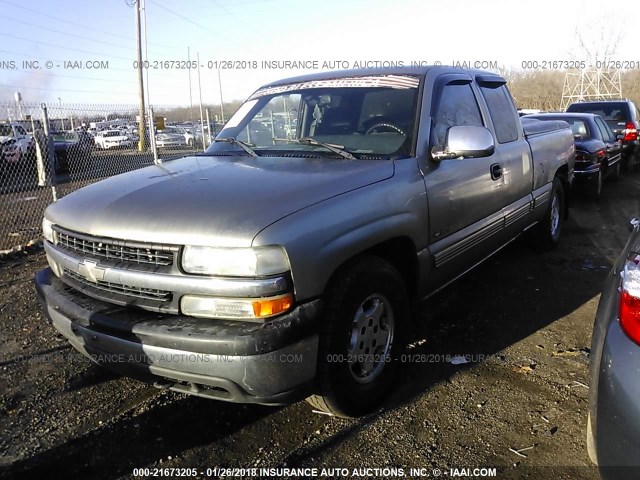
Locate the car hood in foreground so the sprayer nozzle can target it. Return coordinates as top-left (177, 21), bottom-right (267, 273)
top-left (45, 154), bottom-right (394, 247)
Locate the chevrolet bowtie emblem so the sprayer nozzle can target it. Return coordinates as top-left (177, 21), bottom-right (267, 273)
top-left (78, 259), bottom-right (105, 282)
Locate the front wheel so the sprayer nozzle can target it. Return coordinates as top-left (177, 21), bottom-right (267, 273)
top-left (532, 177), bottom-right (564, 251)
top-left (306, 256), bottom-right (409, 417)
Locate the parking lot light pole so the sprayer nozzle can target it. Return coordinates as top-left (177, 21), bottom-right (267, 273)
top-left (205, 108), bottom-right (212, 147)
top-left (218, 69), bottom-right (225, 123)
top-left (197, 52), bottom-right (206, 153)
top-left (58, 98), bottom-right (65, 130)
top-left (148, 106), bottom-right (159, 164)
top-left (135, 0), bottom-right (146, 151)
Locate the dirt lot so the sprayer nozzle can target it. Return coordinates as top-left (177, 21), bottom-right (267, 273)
top-left (1, 170), bottom-right (639, 480)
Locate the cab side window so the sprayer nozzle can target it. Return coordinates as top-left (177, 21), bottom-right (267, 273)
top-left (480, 85), bottom-right (519, 143)
top-left (432, 84), bottom-right (483, 147)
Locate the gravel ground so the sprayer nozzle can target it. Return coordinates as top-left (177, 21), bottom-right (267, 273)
top-left (1, 171), bottom-right (639, 480)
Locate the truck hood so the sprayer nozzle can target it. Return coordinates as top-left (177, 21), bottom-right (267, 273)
top-left (46, 154), bottom-right (394, 247)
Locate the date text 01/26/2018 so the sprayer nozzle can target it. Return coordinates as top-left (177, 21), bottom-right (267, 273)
top-left (521, 59), bottom-right (640, 70)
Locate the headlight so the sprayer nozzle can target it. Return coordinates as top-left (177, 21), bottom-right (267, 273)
top-left (42, 217), bottom-right (55, 243)
top-left (181, 245), bottom-right (289, 276)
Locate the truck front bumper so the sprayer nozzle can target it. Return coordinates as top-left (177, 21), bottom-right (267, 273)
top-left (35, 268), bottom-right (321, 405)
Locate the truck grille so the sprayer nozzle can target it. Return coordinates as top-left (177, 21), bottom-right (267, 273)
top-left (54, 227), bottom-right (175, 266)
top-left (63, 268), bottom-right (173, 302)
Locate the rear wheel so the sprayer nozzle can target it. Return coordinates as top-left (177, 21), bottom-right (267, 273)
top-left (306, 256), bottom-right (409, 417)
top-left (533, 177), bottom-right (564, 251)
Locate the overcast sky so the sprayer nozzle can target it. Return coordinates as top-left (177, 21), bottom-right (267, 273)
top-left (0, 0), bottom-right (634, 112)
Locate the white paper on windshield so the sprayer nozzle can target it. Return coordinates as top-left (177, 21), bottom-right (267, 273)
top-left (224, 99), bottom-right (258, 129)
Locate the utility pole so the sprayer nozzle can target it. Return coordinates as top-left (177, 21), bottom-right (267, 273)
top-left (14, 91), bottom-right (24, 120)
top-left (188, 47), bottom-right (194, 124)
top-left (197, 52), bottom-right (206, 153)
top-left (135, 0), bottom-right (146, 150)
top-left (217, 69), bottom-right (225, 123)
top-left (58, 97), bottom-right (65, 130)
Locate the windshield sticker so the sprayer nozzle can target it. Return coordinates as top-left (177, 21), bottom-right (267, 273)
top-left (224, 99), bottom-right (258, 128)
top-left (248, 75), bottom-right (420, 100)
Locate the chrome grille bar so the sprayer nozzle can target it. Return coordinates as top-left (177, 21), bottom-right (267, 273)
top-left (63, 268), bottom-right (172, 302)
top-left (54, 227), bottom-right (176, 266)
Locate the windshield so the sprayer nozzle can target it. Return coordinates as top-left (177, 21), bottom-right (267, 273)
top-left (568, 103), bottom-right (629, 123)
top-left (534, 116), bottom-right (592, 138)
top-left (206, 75), bottom-right (420, 159)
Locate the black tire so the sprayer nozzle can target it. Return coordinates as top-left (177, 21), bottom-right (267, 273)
top-left (533, 177), bottom-right (564, 251)
top-left (306, 256), bottom-right (409, 417)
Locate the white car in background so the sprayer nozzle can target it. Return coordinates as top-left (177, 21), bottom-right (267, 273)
top-left (94, 129), bottom-right (133, 149)
top-left (162, 126), bottom-right (195, 146)
top-left (155, 128), bottom-right (188, 148)
top-left (0, 123), bottom-right (35, 160)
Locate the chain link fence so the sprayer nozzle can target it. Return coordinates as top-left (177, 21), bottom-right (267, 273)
top-left (0, 102), bottom-right (218, 253)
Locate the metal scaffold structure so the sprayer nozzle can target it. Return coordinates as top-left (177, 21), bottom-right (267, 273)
top-left (560, 68), bottom-right (623, 110)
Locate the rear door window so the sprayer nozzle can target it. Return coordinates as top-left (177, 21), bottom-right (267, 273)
top-left (479, 85), bottom-right (519, 143)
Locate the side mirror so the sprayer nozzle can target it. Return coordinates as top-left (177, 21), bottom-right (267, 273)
top-left (431, 125), bottom-right (495, 161)
top-left (629, 217), bottom-right (640, 233)
top-left (616, 133), bottom-right (624, 141)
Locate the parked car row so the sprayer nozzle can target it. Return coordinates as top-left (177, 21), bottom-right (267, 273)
top-left (83, 121), bottom-right (222, 150)
top-left (567, 100), bottom-right (640, 170)
top-left (524, 99), bottom-right (640, 201)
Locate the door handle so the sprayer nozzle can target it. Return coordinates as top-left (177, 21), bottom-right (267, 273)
top-left (490, 163), bottom-right (503, 180)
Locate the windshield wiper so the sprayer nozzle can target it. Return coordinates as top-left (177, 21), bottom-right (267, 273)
top-left (292, 137), bottom-right (356, 160)
top-left (213, 137), bottom-right (258, 157)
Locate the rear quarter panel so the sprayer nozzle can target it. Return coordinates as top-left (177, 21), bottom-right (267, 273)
top-left (525, 125), bottom-right (575, 192)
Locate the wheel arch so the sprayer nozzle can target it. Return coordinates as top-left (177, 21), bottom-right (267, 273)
top-left (324, 236), bottom-right (419, 305)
